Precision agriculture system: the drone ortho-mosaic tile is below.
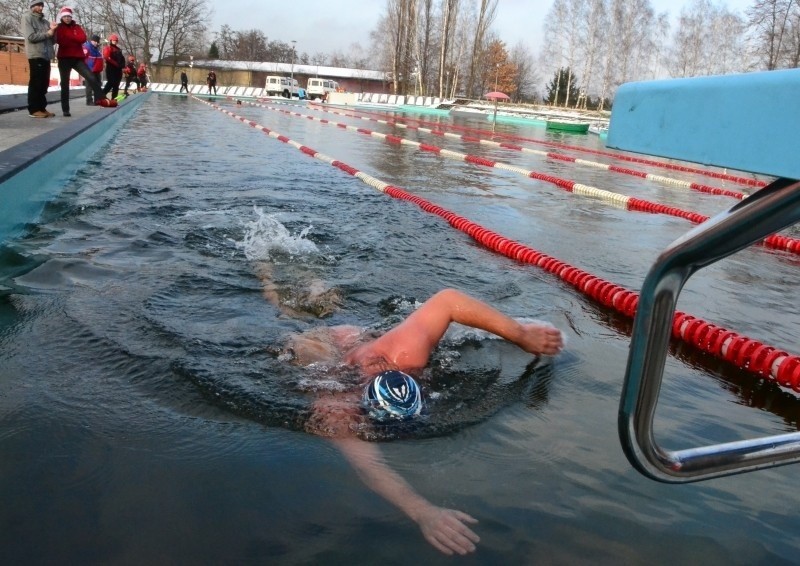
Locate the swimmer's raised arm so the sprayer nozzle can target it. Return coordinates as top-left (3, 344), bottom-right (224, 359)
top-left (360, 289), bottom-right (563, 370)
top-left (333, 437), bottom-right (479, 556)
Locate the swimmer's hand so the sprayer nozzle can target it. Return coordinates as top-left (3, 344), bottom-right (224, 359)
top-left (413, 504), bottom-right (480, 555)
top-left (515, 322), bottom-right (564, 356)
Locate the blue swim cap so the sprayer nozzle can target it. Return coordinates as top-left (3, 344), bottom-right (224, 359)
top-left (363, 370), bottom-right (422, 420)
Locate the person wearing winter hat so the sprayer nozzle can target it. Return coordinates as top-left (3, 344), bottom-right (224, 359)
top-left (20, 1), bottom-right (57, 117)
top-left (52, 7), bottom-right (113, 116)
top-left (101, 33), bottom-right (126, 100)
top-left (123, 54), bottom-right (139, 95)
top-left (82, 33), bottom-right (104, 105)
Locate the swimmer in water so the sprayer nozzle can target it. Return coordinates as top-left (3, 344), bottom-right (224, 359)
top-left (277, 288), bottom-right (564, 555)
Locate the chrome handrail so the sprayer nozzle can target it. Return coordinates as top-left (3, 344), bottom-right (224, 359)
top-left (619, 178), bottom-right (800, 482)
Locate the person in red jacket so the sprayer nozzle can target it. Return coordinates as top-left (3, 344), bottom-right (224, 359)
top-left (137, 62), bottom-right (148, 91)
top-left (101, 33), bottom-right (125, 100)
top-left (52, 6), bottom-right (111, 115)
top-left (82, 33), bottom-right (103, 105)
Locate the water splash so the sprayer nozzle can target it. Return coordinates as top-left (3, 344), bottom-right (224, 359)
top-left (238, 207), bottom-right (319, 261)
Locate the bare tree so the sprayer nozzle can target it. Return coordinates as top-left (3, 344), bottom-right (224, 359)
top-left (786, 4), bottom-right (800, 66)
top-left (576, 0), bottom-right (607, 107)
top-left (747, 0), bottom-right (799, 69)
top-left (413, 0), bottom-right (433, 95)
top-left (2, 0), bottom-right (59, 35)
top-left (382, 0), bottom-right (417, 94)
top-left (465, 0), bottom-right (497, 97)
top-left (509, 40), bottom-right (537, 102)
top-left (436, 0), bottom-right (459, 98)
top-left (91, 0), bottom-right (207, 65)
top-left (540, 0), bottom-right (569, 105)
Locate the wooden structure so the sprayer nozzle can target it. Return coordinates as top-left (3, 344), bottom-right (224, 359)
top-left (0, 35), bottom-right (28, 86)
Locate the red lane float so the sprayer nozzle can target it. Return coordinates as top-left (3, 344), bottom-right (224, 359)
top-left (281, 99), bottom-right (753, 200)
top-left (197, 96), bottom-right (800, 393)
top-left (255, 100), bottom-right (800, 258)
top-left (315, 102), bottom-right (768, 189)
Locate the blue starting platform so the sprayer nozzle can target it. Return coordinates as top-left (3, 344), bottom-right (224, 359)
top-left (607, 68), bottom-right (800, 180)
top-left (607, 69), bottom-right (800, 483)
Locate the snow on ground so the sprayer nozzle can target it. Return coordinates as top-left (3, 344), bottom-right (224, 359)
top-left (1, 84), bottom-right (89, 95)
top-left (0, 85), bottom-right (28, 95)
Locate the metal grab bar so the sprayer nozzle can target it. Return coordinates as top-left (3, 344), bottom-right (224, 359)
top-left (619, 178), bottom-right (800, 482)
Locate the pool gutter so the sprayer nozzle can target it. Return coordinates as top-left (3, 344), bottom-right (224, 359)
top-left (0, 92), bottom-right (149, 245)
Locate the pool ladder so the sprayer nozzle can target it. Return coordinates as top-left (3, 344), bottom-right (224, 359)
top-left (619, 178), bottom-right (800, 482)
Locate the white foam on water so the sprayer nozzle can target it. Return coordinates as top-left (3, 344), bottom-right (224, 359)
top-left (238, 206), bottom-right (319, 260)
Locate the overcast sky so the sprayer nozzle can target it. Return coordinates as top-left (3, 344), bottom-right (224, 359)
top-left (208, 0), bottom-right (753, 61)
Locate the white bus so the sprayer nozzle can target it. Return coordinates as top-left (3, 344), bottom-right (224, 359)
top-left (265, 76), bottom-right (301, 98)
top-left (306, 78), bottom-right (340, 101)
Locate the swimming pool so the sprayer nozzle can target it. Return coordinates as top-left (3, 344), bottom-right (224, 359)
top-left (1, 93), bottom-right (798, 563)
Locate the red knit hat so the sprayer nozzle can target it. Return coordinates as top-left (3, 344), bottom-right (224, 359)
top-left (57, 7), bottom-right (74, 21)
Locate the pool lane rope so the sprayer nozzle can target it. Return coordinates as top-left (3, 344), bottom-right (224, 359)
top-left (299, 102), bottom-right (747, 200)
top-left (305, 100), bottom-right (768, 190)
top-left (249, 100), bottom-right (800, 257)
top-left (194, 96), bottom-right (800, 393)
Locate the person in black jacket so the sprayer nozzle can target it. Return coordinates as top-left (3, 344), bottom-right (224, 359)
top-left (101, 33), bottom-right (125, 99)
top-left (123, 55), bottom-right (139, 95)
top-left (180, 70), bottom-right (189, 93)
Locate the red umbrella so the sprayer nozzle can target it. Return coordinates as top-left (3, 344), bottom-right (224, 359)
top-left (484, 91), bottom-right (510, 131)
top-left (484, 91), bottom-right (510, 101)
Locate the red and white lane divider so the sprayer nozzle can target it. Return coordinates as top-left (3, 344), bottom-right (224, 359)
top-left (250, 100), bottom-right (800, 257)
top-left (301, 101), bottom-right (747, 200)
top-left (196, 96), bottom-right (800, 393)
top-left (306, 100), bottom-right (769, 189)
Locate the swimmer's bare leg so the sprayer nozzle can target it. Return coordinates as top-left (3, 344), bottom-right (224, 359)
top-left (255, 262), bottom-right (342, 319)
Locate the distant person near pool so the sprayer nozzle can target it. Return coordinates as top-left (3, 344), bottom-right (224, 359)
top-left (101, 33), bottom-right (125, 100)
top-left (52, 6), bottom-right (111, 116)
top-left (206, 70), bottom-right (217, 95)
top-left (21, 1), bottom-right (56, 118)
top-left (137, 63), bottom-right (148, 91)
top-left (261, 272), bottom-right (564, 555)
top-left (123, 55), bottom-right (139, 95)
top-left (82, 33), bottom-right (103, 105)
top-left (179, 71), bottom-right (189, 93)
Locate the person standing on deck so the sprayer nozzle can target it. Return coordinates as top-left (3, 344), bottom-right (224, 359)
top-left (82, 33), bottom-right (103, 105)
top-left (52, 7), bottom-right (110, 116)
top-left (20, 1), bottom-right (56, 118)
top-left (122, 55), bottom-right (139, 95)
top-left (137, 62), bottom-right (148, 91)
top-left (101, 33), bottom-right (125, 100)
top-left (179, 70), bottom-right (189, 93)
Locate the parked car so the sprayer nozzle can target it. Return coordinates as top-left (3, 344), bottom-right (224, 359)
top-left (265, 76), bottom-right (300, 98)
top-left (306, 78), bottom-right (340, 101)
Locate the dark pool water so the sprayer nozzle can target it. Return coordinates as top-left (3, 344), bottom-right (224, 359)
top-left (1, 94), bottom-right (798, 564)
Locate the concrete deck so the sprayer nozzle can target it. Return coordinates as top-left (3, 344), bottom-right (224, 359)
top-left (0, 90), bottom-right (108, 153)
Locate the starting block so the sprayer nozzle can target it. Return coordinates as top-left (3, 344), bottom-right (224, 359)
top-left (607, 68), bottom-right (800, 180)
top-left (607, 69), bottom-right (800, 483)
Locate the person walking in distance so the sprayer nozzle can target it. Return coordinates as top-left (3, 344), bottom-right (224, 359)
top-left (20, 1), bottom-right (56, 118)
top-left (101, 33), bottom-right (125, 100)
top-left (206, 70), bottom-right (217, 95)
top-left (52, 6), bottom-right (111, 116)
top-left (82, 33), bottom-right (103, 105)
top-left (179, 70), bottom-right (189, 93)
